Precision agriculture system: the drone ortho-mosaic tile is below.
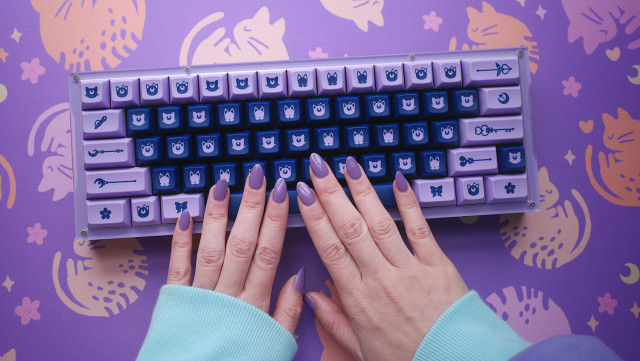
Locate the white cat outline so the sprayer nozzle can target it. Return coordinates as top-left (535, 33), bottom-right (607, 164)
top-left (231, 138), bottom-right (245, 151)
top-left (431, 97), bottom-right (445, 110)
top-left (219, 169), bottom-right (231, 182)
top-left (192, 110), bottom-right (206, 124)
top-left (398, 157), bottom-right (412, 170)
top-left (508, 151), bottom-right (522, 164)
top-left (278, 165), bottom-right (292, 178)
top-left (343, 101), bottom-right (356, 115)
top-left (402, 98), bottom-right (415, 111)
top-left (372, 99), bottom-right (386, 113)
top-left (201, 140), bottom-right (215, 154)
top-left (162, 112), bottom-right (176, 125)
top-left (383, 129), bottom-right (394, 143)
top-left (159, 173), bottom-right (171, 187)
top-left (132, 113), bottom-right (145, 126)
top-left (224, 108), bottom-right (235, 123)
top-left (460, 95), bottom-right (474, 108)
top-left (412, 128), bottom-right (424, 141)
top-left (291, 134), bottom-right (306, 147)
top-left (353, 130), bottom-right (364, 145)
top-left (261, 136), bottom-right (276, 149)
top-left (323, 132), bottom-right (334, 147)
top-left (368, 160), bottom-right (382, 173)
top-left (313, 103), bottom-right (326, 117)
top-left (140, 143), bottom-right (154, 157)
top-left (429, 156), bottom-right (440, 171)
top-left (172, 141), bottom-right (185, 155)
top-left (253, 106), bottom-right (265, 121)
top-left (189, 171), bottom-right (201, 185)
top-left (441, 126), bottom-right (454, 140)
top-left (284, 105), bottom-right (296, 119)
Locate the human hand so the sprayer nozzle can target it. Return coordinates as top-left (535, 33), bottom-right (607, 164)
top-left (167, 164), bottom-right (304, 334)
top-left (298, 154), bottom-right (469, 361)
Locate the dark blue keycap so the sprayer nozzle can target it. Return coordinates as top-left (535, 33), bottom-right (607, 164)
top-left (330, 156), bottom-right (349, 180)
top-left (276, 99), bottom-right (303, 127)
top-left (335, 96), bottom-right (362, 123)
top-left (136, 136), bottom-right (164, 165)
top-left (402, 121), bottom-right (429, 148)
top-left (301, 156), bottom-right (326, 183)
top-left (390, 152), bottom-right (417, 178)
top-left (152, 166), bottom-right (181, 195)
top-left (451, 89), bottom-right (479, 116)
top-left (255, 130), bottom-right (281, 157)
top-left (287, 190), bottom-right (300, 214)
top-left (417, 150), bottom-right (447, 178)
top-left (183, 164), bottom-right (210, 193)
top-left (127, 107), bottom-right (155, 136)
top-left (217, 103), bottom-right (243, 130)
top-left (195, 133), bottom-right (222, 161)
top-left (344, 125), bottom-right (371, 152)
top-left (430, 120), bottom-right (459, 147)
top-left (243, 161), bottom-right (269, 186)
top-left (226, 132), bottom-right (251, 158)
top-left (361, 154), bottom-right (387, 179)
top-left (422, 91), bottom-right (449, 117)
top-left (372, 183), bottom-right (396, 207)
top-left (306, 98), bottom-right (332, 124)
top-left (498, 145), bottom-right (526, 173)
top-left (187, 104), bottom-right (214, 132)
top-left (393, 93), bottom-right (420, 119)
top-left (285, 128), bottom-right (311, 155)
top-left (166, 135), bottom-right (193, 162)
top-left (228, 192), bottom-right (243, 218)
top-left (315, 126), bottom-right (340, 153)
top-left (273, 159), bottom-right (298, 184)
top-left (364, 94), bottom-right (391, 121)
top-left (158, 106), bottom-right (186, 134)
top-left (373, 123), bottom-right (400, 150)
top-left (247, 101), bottom-right (273, 128)
top-left (212, 163), bottom-right (238, 188)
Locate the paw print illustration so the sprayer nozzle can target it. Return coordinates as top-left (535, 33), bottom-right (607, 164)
top-left (99, 207), bottom-right (111, 220)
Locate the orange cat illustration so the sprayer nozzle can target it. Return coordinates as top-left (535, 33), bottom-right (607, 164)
top-left (501, 168), bottom-right (591, 269)
top-left (320, 0), bottom-right (384, 32)
top-left (31, 0), bottom-right (145, 71)
top-left (449, 2), bottom-right (540, 73)
top-left (315, 280), bottom-right (357, 361)
top-left (586, 108), bottom-right (640, 207)
top-left (179, 7), bottom-right (288, 66)
top-left (0, 155), bottom-right (16, 209)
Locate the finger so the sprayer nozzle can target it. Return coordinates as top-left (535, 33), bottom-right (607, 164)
top-left (308, 153), bottom-right (385, 272)
top-left (216, 164), bottom-right (266, 296)
top-left (166, 211), bottom-right (193, 285)
top-left (192, 179), bottom-right (228, 289)
top-left (393, 172), bottom-right (446, 265)
top-left (297, 181), bottom-right (361, 290)
top-left (272, 269), bottom-right (304, 335)
top-left (304, 292), bottom-right (363, 361)
top-left (243, 178), bottom-right (289, 310)
top-left (344, 158), bottom-right (412, 267)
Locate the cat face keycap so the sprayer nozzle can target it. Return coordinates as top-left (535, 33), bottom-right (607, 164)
top-left (80, 80), bottom-right (110, 109)
top-left (455, 176), bottom-right (485, 205)
top-left (199, 73), bottom-right (229, 102)
top-left (391, 152), bottom-right (417, 178)
top-left (170, 75), bottom-right (199, 104)
top-left (403, 61), bottom-right (434, 90)
top-left (287, 68), bottom-right (317, 97)
top-left (417, 150), bottom-right (447, 178)
top-left (131, 196), bottom-right (161, 226)
top-left (432, 60), bottom-right (462, 88)
top-left (317, 66), bottom-right (346, 96)
top-left (110, 78), bottom-right (140, 108)
top-left (346, 65), bottom-right (375, 94)
top-left (140, 77), bottom-right (170, 106)
top-left (498, 145), bottom-right (526, 173)
top-left (259, 70), bottom-right (287, 99)
top-left (229, 71), bottom-right (258, 100)
top-left (375, 63), bottom-right (404, 91)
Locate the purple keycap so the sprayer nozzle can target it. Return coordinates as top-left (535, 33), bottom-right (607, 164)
top-left (287, 68), bottom-right (316, 97)
top-left (484, 173), bottom-right (528, 203)
top-left (447, 146), bottom-right (498, 176)
top-left (199, 73), bottom-right (229, 102)
top-left (140, 76), bottom-right (170, 106)
top-left (432, 60), bottom-right (461, 88)
top-left (82, 109), bottom-right (126, 139)
top-left (455, 176), bottom-right (485, 205)
top-left (345, 65), bottom-right (375, 94)
top-left (229, 71), bottom-right (258, 100)
top-left (83, 138), bottom-right (135, 169)
top-left (131, 196), bottom-right (161, 226)
top-left (461, 58), bottom-right (520, 87)
top-left (375, 63), bottom-right (404, 92)
top-left (80, 79), bottom-right (110, 110)
top-left (86, 198), bottom-right (131, 228)
top-left (110, 78), bottom-right (140, 108)
top-left (479, 86), bottom-right (522, 116)
top-left (161, 193), bottom-right (205, 223)
top-left (317, 67), bottom-right (346, 96)
top-left (170, 75), bottom-right (199, 104)
top-left (412, 178), bottom-right (456, 207)
top-left (459, 116), bottom-right (524, 146)
top-left (85, 167), bottom-right (151, 199)
top-left (259, 70), bottom-right (287, 99)
top-left (403, 61), bottom-right (433, 90)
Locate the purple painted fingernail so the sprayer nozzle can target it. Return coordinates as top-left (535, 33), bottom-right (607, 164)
top-left (272, 178), bottom-right (287, 204)
top-left (249, 164), bottom-right (264, 190)
top-left (346, 156), bottom-right (361, 179)
top-left (304, 294), bottom-right (316, 312)
top-left (213, 178), bottom-right (228, 201)
top-left (179, 210), bottom-right (190, 231)
top-left (297, 182), bottom-right (315, 206)
top-left (395, 171), bottom-right (408, 192)
top-left (294, 267), bottom-right (305, 294)
top-left (310, 153), bottom-right (329, 178)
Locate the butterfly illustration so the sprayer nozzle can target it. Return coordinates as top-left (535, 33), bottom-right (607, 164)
top-left (430, 185), bottom-right (443, 197)
top-left (175, 201), bottom-right (188, 213)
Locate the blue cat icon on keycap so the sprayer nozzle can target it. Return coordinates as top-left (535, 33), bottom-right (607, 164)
top-left (385, 69), bottom-right (398, 82)
top-left (236, 78), bottom-right (249, 90)
top-left (176, 81), bottom-right (189, 94)
top-left (357, 70), bottom-right (368, 84)
top-left (85, 86), bottom-right (99, 99)
top-left (265, 76), bottom-right (280, 89)
top-left (444, 66), bottom-right (457, 79)
top-left (415, 67), bottom-right (428, 80)
top-left (205, 80), bottom-right (219, 92)
top-left (327, 72), bottom-right (338, 86)
top-left (297, 74), bottom-right (308, 88)
top-left (137, 204), bottom-right (150, 218)
top-left (146, 83), bottom-right (158, 96)
top-left (116, 85), bottom-right (128, 98)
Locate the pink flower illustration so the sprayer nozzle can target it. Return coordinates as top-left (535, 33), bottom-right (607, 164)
top-left (14, 297), bottom-right (41, 325)
top-left (562, 76), bottom-right (581, 97)
top-left (423, 11), bottom-right (443, 32)
top-left (308, 47), bottom-right (329, 59)
top-left (20, 58), bottom-right (46, 84)
top-left (27, 223), bottom-right (47, 245)
top-left (597, 292), bottom-right (617, 315)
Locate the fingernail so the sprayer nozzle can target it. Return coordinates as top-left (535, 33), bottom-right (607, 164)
top-left (395, 171), bottom-right (408, 192)
top-left (249, 164), bottom-right (264, 189)
top-left (304, 294), bottom-right (316, 312)
top-left (179, 210), bottom-right (190, 231)
top-left (272, 178), bottom-right (287, 203)
top-left (294, 267), bottom-right (305, 294)
top-left (346, 156), bottom-right (361, 180)
top-left (310, 153), bottom-right (329, 178)
top-left (297, 182), bottom-right (316, 206)
top-left (213, 178), bottom-right (228, 201)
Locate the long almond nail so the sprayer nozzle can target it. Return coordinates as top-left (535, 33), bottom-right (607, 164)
top-left (213, 179), bottom-right (228, 201)
top-left (179, 210), bottom-right (190, 231)
top-left (294, 267), bottom-right (305, 294)
top-left (304, 294), bottom-right (316, 312)
top-left (346, 156), bottom-right (361, 179)
top-left (310, 153), bottom-right (329, 178)
top-left (249, 164), bottom-right (264, 189)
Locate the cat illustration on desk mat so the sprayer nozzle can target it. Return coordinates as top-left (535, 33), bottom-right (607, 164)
top-left (179, 7), bottom-right (288, 66)
top-left (0, 155), bottom-right (16, 210)
top-left (320, 0), bottom-right (384, 32)
top-left (449, 2), bottom-right (540, 74)
top-left (586, 107), bottom-right (640, 207)
top-left (500, 167), bottom-right (591, 269)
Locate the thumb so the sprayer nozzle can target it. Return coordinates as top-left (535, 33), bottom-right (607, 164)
top-left (272, 268), bottom-right (304, 334)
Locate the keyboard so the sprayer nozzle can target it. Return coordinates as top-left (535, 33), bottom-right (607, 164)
top-left (69, 48), bottom-right (539, 240)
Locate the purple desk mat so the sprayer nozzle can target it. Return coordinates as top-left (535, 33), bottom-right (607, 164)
top-left (1, 1), bottom-right (639, 360)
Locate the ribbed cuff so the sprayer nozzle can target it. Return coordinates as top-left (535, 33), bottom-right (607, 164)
top-left (413, 291), bottom-right (531, 361)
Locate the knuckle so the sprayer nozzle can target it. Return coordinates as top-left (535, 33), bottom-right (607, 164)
top-left (408, 223), bottom-right (432, 241)
top-left (171, 236), bottom-right (191, 251)
top-left (197, 247), bottom-right (224, 268)
top-left (370, 218), bottom-right (396, 240)
top-left (204, 205), bottom-right (227, 223)
top-left (228, 235), bottom-right (255, 260)
top-left (281, 302), bottom-right (302, 325)
top-left (264, 210), bottom-right (287, 226)
top-left (338, 217), bottom-right (367, 245)
top-left (253, 245), bottom-right (281, 269)
top-left (323, 241), bottom-right (350, 267)
top-left (167, 267), bottom-right (190, 283)
top-left (323, 182), bottom-right (345, 199)
top-left (353, 186), bottom-right (376, 200)
top-left (241, 196), bottom-right (264, 212)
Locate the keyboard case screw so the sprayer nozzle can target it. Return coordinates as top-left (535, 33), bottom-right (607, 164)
top-left (409, 54), bottom-right (415, 61)
top-left (80, 230), bottom-right (87, 236)
top-left (529, 201), bottom-right (536, 208)
top-left (185, 66), bottom-right (191, 73)
top-left (72, 74), bottom-right (79, 81)
top-left (518, 49), bottom-right (525, 57)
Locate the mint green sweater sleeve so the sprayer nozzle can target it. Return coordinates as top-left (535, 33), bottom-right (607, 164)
top-left (137, 285), bottom-right (297, 361)
top-left (413, 290), bottom-right (532, 361)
